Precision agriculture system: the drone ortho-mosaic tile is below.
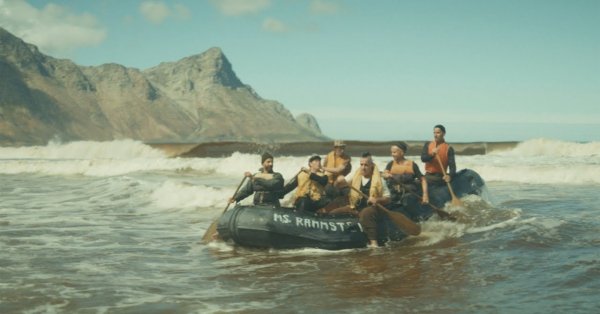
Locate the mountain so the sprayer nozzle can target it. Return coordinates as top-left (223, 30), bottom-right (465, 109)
top-left (0, 27), bottom-right (327, 146)
top-left (295, 113), bottom-right (322, 136)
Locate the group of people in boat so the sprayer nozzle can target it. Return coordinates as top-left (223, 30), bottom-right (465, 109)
top-left (226, 124), bottom-right (456, 247)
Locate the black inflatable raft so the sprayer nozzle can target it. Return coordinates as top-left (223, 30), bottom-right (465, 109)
top-left (216, 169), bottom-right (485, 250)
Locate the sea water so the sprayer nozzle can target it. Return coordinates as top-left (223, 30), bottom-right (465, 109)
top-left (0, 138), bottom-right (598, 313)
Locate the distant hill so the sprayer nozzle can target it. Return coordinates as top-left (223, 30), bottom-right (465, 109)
top-left (0, 27), bottom-right (328, 146)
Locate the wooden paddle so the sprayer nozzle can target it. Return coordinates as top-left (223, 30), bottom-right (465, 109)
top-left (201, 176), bottom-right (248, 243)
top-left (408, 191), bottom-right (457, 221)
top-left (435, 154), bottom-right (463, 207)
top-left (349, 186), bottom-right (421, 236)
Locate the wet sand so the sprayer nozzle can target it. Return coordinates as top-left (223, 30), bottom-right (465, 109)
top-left (149, 140), bottom-right (519, 158)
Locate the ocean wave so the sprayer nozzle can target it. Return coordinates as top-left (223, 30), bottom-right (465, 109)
top-left (0, 139), bottom-right (166, 159)
top-left (2, 139), bottom-right (600, 184)
top-left (490, 138), bottom-right (600, 157)
top-left (149, 180), bottom-right (237, 211)
top-left (0, 158), bottom-right (212, 177)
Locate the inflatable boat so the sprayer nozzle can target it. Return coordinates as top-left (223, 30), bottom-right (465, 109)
top-left (216, 169), bottom-right (485, 250)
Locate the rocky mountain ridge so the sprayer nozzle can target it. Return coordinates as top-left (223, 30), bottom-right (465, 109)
top-left (0, 27), bottom-right (327, 146)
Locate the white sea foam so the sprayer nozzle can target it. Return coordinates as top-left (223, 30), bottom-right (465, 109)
top-left (276, 247), bottom-right (358, 255)
top-left (0, 139), bottom-right (166, 159)
top-left (414, 220), bottom-right (467, 246)
top-left (150, 180), bottom-right (236, 211)
top-left (459, 154), bottom-right (600, 184)
top-left (1, 138), bottom-right (599, 184)
top-left (490, 138), bottom-right (600, 157)
top-left (466, 216), bottom-right (525, 234)
top-left (23, 302), bottom-right (69, 314)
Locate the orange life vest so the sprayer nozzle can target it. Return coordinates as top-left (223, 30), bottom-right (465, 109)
top-left (425, 141), bottom-right (449, 174)
top-left (295, 171), bottom-right (326, 201)
top-left (388, 160), bottom-right (414, 175)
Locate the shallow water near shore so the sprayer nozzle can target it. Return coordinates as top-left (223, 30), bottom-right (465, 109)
top-left (1, 139), bottom-right (599, 313)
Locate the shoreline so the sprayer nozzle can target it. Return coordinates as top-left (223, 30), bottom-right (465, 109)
top-left (149, 140), bottom-right (520, 158)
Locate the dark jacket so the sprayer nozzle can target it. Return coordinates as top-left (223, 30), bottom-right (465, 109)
top-left (234, 171), bottom-right (285, 206)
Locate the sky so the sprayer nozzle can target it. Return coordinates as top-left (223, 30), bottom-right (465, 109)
top-left (1, 0), bottom-right (598, 142)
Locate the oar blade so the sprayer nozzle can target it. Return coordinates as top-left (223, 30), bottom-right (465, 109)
top-left (201, 176), bottom-right (247, 244)
top-left (201, 202), bottom-right (232, 243)
top-left (201, 221), bottom-right (218, 243)
top-left (349, 185), bottom-right (421, 237)
top-left (384, 208), bottom-right (421, 236)
top-left (451, 197), bottom-right (463, 207)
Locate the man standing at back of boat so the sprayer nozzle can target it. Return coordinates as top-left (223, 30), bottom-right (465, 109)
top-left (229, 152), bottom-right (285, 207)
top-left (322, 140), bottom-right (352, 188)
top-left (421, 124), bottom-right (456, 201)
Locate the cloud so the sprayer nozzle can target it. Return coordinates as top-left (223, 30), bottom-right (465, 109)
top-left (262, 17), bottom-right (287, 33)
top-left (139, 1), bottom-right (191, 24)
top-left (0, 0), bottom-right (106, 55)
top-left (139, 1), bottom-right (170, 24)
top-left (310, 0), bottom-right (341, 15)
top-left (173, 3), bottom-right (191, 20)
top-left (209, 0), bottom-right (270, 16)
